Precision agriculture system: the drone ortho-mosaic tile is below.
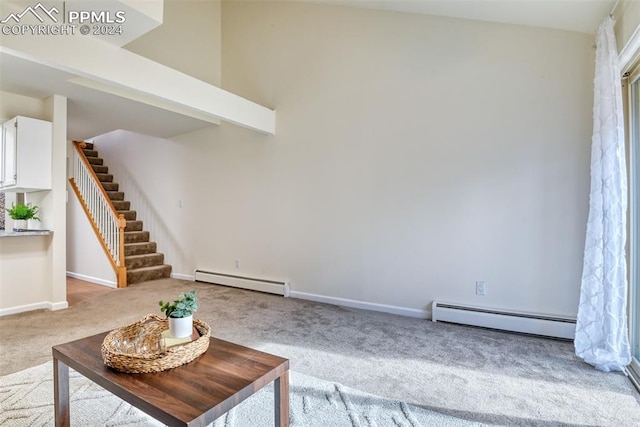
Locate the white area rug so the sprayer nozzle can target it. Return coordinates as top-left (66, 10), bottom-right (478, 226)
top-left (0, 362), bottom-right (485, 426)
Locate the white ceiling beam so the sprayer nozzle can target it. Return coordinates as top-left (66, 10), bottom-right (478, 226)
top-left (0, 33), bottom-right (276, 135)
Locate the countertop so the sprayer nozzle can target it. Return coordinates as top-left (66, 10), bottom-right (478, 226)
top-left (0, 229), bottom-right (53, 238)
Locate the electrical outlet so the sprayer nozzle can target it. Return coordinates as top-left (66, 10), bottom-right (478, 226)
top-left (235, 259), bottom-right (240, 269)
top-left (476, 281), bottom-right (487, 296)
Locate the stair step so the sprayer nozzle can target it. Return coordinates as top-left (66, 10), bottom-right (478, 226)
top-left (112, 200), bottom-right (131, 210)
top-left (124, 242), bottom-right (157, 256)
top-left (125, 221), bottom-right (142, 231)
top-left (125, 220), bottom-right (143, 231)
top-left (125, 253), bottom-right (165, 269)
top-left (88, 157), bottom-right (104, 166)
top-left (72, 143), bottom-right (174, 287)
top-left (118, 210), bottom-right (137, 220)
top-left (96, 173), bottom-right (113, 182)
top-left (101, 182), bottom-right (119, 191)
top-left (91, 164), bottom-right (108, 174)
top-left (124, 231), bottom-right (149, 243)
top-left (127, 265), bottom-right (172, 285)
top-left (107, 191), bottom-right (124, 201)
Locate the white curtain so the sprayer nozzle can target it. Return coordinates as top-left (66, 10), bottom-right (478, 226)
top-left (575, 16), bottom-right (631, 372)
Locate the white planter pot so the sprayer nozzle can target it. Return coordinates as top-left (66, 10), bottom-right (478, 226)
top-left (168, 315), bottom-right (193, 338)
top-left (13, 219), bottom-right (27, 231)
top-left (27, 219), bottom-right (40, 230)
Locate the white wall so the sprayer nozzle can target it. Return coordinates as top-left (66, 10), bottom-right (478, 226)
top-left (0, 92), bottom-right (68, 314)
top-left (0, 91), bottom-right (47, 122)
top-left (41, 95), bottom-right (67, 304)
top-left (125, 0), bottom-right (221, 86)
top-left (615, 0), bottom-right (640, 51)
top-left (93, 2), bottom-right (594, 318)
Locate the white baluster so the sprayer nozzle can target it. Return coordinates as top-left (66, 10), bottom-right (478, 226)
top-left (75, 146), bottom-right (121, 265)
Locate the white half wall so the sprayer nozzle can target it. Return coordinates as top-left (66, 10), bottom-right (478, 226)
top-left (65, 179), bottom-right (117, 286)
top-left (0, 235), bottom-right (53, 312)
top-left (92, 2), bottom-right (594, 318)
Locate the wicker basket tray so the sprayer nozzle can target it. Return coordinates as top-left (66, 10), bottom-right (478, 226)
top-left (101, 314), bottom-right (211, 374)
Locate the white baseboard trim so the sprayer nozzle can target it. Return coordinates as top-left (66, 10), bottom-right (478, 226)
top-left (66, 271), bottom-right (117, 288)
top-left (0, 300), bottom-right (69, 317)
top-left (51, 301), bottom-right (69, 311)
top-left (171, 273), bottom-right (195, 281)
top-left (289, 291), bottom-right (430, 319)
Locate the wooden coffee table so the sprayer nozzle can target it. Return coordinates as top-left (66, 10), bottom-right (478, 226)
top-left (52, 332), bottom-right (289, 426)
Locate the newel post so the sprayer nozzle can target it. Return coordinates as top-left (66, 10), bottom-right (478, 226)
top-left (117, 214), bottom-right (127, 288)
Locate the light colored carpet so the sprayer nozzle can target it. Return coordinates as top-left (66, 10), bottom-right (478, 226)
top-left (0, 361), bottom-right (485, 426)
top-left (1, 278), bottom-right (639, 426)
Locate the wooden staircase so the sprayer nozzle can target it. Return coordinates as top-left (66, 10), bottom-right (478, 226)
top-left (81, 142), bottom-right (171, 285)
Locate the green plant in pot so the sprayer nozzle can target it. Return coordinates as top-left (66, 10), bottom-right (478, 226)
top-left (8, 202), bottom-right (39, 231)
top-left (159, 290), bottom-right (198, 338)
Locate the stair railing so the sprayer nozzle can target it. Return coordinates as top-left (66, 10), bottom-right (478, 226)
top-left (69, 141), bottom-right (127, 287)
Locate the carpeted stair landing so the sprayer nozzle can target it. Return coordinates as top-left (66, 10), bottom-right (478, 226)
top-left (82, 142), bottom-right (171, 284)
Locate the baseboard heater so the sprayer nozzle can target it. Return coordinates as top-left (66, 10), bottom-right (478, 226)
top-left (194, 270), bottom-right (290, 297)
top-left (432, 301), bottom-right (576, 340)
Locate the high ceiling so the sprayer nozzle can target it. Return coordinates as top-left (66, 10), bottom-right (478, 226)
top-left (1, 0), bottom-right (615, 140)
top-left (311, 0), bottom-right (615, 34)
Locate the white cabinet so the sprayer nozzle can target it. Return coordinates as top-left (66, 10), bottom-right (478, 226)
top-left (0, 116), bottom-right (52, 192)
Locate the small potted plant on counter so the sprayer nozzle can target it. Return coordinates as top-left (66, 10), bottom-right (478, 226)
top-left (159, 289), bottom-right (198, 338)
top-left (8, 202), bottom-right (39, 231)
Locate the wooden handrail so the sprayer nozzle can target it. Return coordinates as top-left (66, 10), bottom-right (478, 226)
top-left (118, 214), bottom-right (127, 287)
top-left (72, 141), bottom-right (121, 216)
top-left (70, 141), bottom-right (127, 288)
